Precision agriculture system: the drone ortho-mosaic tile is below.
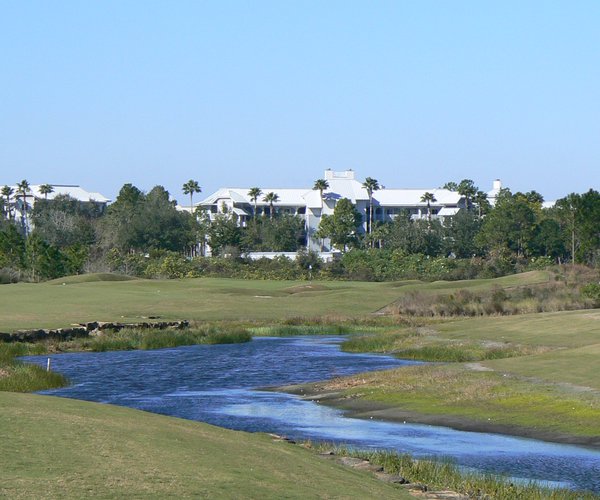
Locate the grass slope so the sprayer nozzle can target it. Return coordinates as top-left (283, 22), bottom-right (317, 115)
top-left (0, 392), bottom-right (409, 499)
top-left (437, 310), bottom-right (600, 388)
top-left (0, 271), bottom-right (554, 331)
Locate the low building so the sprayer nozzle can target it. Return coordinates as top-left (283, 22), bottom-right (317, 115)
top-left (198, 170), bottom-right (467, 252)
top-left (1, 183), bottom-right (111, 232)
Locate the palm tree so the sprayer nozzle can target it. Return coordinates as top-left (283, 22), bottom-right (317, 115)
top-left (39, 183), bottom-right (54, 200)
top-left (248, 187), bottom-right (262, 219)
top-left (182, 180), bottom-right (202, 211)
top-left (421, 192), bottom-right (437, 222)
top-left (458, 179), bottom-right (477, 210)
top-left (420, 192), bottom-right (437, 225)
top-left (1, 185), bottom-right (14, 220)
top-left (16, 179), bottom-right (31, 234)
top-left (362, 177), bottom-right (380, 235)
top-left (312, 179), bottom-right (329, 210)
top-left (473, 190), bottom-right (489, 219)
top-left (262, 192), bottom-right (279, 220)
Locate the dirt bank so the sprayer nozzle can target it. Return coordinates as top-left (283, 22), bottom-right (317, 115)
top-left (272, 382), bottom-right (600, 450)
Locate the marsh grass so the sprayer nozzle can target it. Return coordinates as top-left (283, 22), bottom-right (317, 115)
top-left (341, 331), bottom-right (418, 353)
top-left (341, 330), bottom-right (547, 362)
top-left (322, 365), bottom-right (600, 437)
top-left (0, 362), bottom-right (67, 392)
top-left (310, 444), bottom-right (597, 499)
top-left (386, 282), bottom-right (597, 317)
top-left (55, 326), bottom-right (252, 352)
top-left (248, 324), bottom-right (377, 336)
top-left (0, 342), bottom-right (64, 392)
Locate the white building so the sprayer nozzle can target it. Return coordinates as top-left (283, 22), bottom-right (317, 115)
top-left (198, 170), bottom-right (466, 252)
top-left (2, 183), bottom-right (111, 232)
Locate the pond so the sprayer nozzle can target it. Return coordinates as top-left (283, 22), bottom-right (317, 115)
top-left (24, 336), bottom-right (600, 493)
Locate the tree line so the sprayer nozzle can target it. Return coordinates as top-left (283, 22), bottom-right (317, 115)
top-left (1, 177), bottom-right (600, 282)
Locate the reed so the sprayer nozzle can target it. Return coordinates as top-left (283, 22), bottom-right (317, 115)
top-left (56, 326), bottom-right (252, 352)
top-left (0, 361), bottom-right (67, 392)
top-left (311, 444), bottom-right (597, 499)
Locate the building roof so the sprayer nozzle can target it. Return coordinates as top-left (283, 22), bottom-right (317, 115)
top-left (198, 170), bottom-right (465, 210)
top-left (375, 188), bottom-right (460, 206)
top-left (4, 184), bottom-right (110, 203)
top-left (200, 188), bottom-right (309, 206)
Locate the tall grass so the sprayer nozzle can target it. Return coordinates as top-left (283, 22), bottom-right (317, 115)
top-left (0, 362), bottom-right (68, 392)
top-left (57, 326), bottom-right (252, 352)
top-left (312, 444), bottom-right (597, 499)
top-left (341, 330), bottom-right (546, 362)
top-left (386, 283), bottom-right (598, 317)
top-left (249, 325), bottom-right (356, 336)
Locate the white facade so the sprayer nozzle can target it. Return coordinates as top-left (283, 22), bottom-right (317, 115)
top-left (1, 183), bottom-right (111, 232)
top-left (198, 170), bottom-right (466, 252)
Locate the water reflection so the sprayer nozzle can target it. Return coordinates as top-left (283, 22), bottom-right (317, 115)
top-left (24, 336), bottom-right (600, 493)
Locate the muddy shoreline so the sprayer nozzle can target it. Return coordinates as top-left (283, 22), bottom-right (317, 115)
top-left (270, 382), bottom-right (600, 450)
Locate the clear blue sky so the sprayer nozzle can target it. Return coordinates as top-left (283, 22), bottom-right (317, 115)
top-left (2, 1), bottom-right (599, 202)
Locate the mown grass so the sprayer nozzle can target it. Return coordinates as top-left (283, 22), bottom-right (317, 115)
top-left (311, 444), bottom-right (597, 500)
top-left (0, 391), bottom-right (411, 499)
top-left (0, 271), bottom-right (563, 331)
top-left (319, 364), bottom-right (600, 438)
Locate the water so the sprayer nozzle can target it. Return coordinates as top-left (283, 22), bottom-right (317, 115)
top-left (24, 336), bottom-right (600, 493)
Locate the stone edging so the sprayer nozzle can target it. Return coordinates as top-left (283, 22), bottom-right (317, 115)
top-left (0, 320), bottom-right (190, 343)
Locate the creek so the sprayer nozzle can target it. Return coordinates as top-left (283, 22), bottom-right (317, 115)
top-left (24, 336), bottom-right (600, 493)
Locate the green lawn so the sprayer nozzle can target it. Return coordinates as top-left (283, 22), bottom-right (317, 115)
top-left (0, 271), bottom-right (554, 331)
top-left (0, 392), bottom-right (410, 499)
top-left (435, 310), bottom-right (600, 388)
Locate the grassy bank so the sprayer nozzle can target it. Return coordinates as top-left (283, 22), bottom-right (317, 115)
top-left (52, 326), bottom-right (252, 352)
top-left (0, 392), bottom-right (411, 499)
top-left (303, 364), bottom-right (600, 443)
top-left (0, 270), bottom-right (570, 331)
top-left (0, 342), bottom-right (68, 392)
top-left (312, 444), bottom-right (596, 500)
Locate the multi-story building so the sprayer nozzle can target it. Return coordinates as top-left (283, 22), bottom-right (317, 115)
top-left (198, 170), bottom-right (468, 252)
top-left (1, 184), bottom-right (111, 232)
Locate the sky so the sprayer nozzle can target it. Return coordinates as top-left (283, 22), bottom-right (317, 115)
top-left (1, 1), bottom-right (599, 203)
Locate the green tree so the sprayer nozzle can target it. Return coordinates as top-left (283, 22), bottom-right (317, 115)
top-left (182, 179), bottom-right (201, 210)
top-left (31, 194), bottom-right (100, 249)
top-left (208, 212), bottom-right (243, 255)
top-left (0, 224), bottom-right (26, 269)
top-left (473, 190), bottom-right (490, 219)
top-left (442, 181), bottom-right (459, 191)
top-left (312, 179), bottom-right (329, 210)
top-left (443, 210), bottom-right (481, 258)
top-left (39, 184), bottom-right (54, 200)
top-left (262, 192), bottom-right (279, 220)
top-left (316, 198), bottom-right (362, 251)
top-left (1, 186), bottom-right (14, 220)
top-left (16, 179), bottom-right (31, 235)
top-left (477, 190), bottom-right (537, 258)
top-left (242, 215), bottom-right (305, 252)
top-left (362, 177), bottom-right (380, 235)
top-left (25, 233), bottom-right (67, 281)
top-left (554, 193), bottom-right (579, 264)
top-left (572, 189), bottom-right (600, 265)
top-left (131, 186), bottom-right (195, 252)
top-left (420, 192), bottom-right (437, 226)
top-left (248, 187), bottom-right (262, 219)
top-left (458, 179), bottom-right (477, 210)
